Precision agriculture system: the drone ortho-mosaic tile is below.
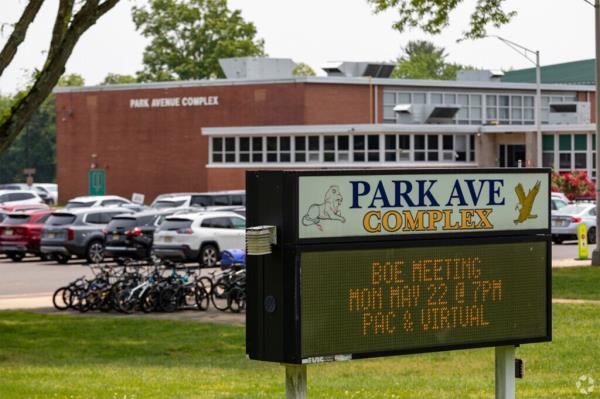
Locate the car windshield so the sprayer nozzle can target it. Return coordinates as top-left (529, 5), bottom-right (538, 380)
top-left (559, 205), bottom-right (591, 216)
top-left (66, 201), bottom-right (95, 209)
top-left (47, 214), bottom-right (76, 225)
top-left (3, 214), bottom-right (31, 225)
top-left (153, 200), bottom-right (186, 209)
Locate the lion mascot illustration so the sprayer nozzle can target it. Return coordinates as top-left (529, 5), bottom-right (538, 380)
top-left (302, 185), bottom-right (346, 231)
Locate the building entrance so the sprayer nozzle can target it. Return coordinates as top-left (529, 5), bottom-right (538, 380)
top-left (499, 144), bottom-right (526, 167)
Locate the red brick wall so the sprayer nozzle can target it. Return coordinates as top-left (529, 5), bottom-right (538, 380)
top-left (56, 82), bottom-right (372, 203)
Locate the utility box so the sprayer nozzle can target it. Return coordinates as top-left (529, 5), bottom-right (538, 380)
top-left (548, 102), bottom-right (590, 124)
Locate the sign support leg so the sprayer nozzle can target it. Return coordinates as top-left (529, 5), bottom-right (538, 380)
top-left (285, 364), bottom-right (307, 399)
top-left (495, 346), bottom-right (516, 399)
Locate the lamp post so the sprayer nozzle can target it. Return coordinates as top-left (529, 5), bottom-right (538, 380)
top-left (591, 0), bottom-right (600, 265)
top-left (486, 35), bottom-right (542, 167)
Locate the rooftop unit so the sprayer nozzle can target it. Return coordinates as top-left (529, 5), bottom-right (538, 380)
top-left (394, 104), bottom-right (460, 124)
top-left (219, 57), bottom-right (297, 79)
top-left (548, 102), bottom-right (591, 124)
top-left (322, 61), bottom-right (395, 78)
top-left (457, 70), bottom-right (504, 82)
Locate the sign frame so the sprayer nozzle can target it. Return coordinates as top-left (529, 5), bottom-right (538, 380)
top-left (245, 168), bottom-right (552, 365)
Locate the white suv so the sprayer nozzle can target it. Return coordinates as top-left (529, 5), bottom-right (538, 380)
top-left (153, 211), bottom-right (246, 267)
top-left (0, 190), bottom-right (44, 206)
top-left (66, 195), bottom-right (134, 209)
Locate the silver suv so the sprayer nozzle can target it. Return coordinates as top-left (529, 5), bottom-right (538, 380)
top-left (41, 207), bottom-right (134, 264)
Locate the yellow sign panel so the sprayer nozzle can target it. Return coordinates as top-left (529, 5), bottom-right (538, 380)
top-left (578, 224), bottom-right (589, 260)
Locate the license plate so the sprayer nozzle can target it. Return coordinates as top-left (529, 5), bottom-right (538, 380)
top-left (164, 236), bottom-right (173, 243)
top-left (48, 232), bottom-right (56, 239)
top-left (112, 234), bottom-right (120, 241)
top-left (4, 229), bottom-right (12, 236)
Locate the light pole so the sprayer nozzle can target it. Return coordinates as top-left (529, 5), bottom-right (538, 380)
top-left (591, 0), bottom-right (600, 265)
top-left (486, 35), bottom-right (542, 167)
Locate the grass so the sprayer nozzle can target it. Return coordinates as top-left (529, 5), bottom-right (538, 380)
top-left (553, 266), bottom-right (600, 300)
top-left (0, 306), bottom-right (599, 398)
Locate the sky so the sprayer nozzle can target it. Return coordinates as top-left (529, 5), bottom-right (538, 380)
top-left (0, 0), bottom-right (596, 94)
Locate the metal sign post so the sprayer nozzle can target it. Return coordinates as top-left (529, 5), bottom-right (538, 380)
top-left (495, 346), bottom-right (516, 399)
top-left (285, 364), bottom-right (306, 399)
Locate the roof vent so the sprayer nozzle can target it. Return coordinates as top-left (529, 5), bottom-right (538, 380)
top-left (219, 57), bottom-right (297, 79)
top-left (322, 61), bottom-right (395, 78)
top-left (457, 70), bottom-right (504, 82)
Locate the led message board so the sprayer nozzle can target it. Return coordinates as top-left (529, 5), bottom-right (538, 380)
top-left (300, 240), bottom-right (548, 361)
top-left (246, 169), bottom-right (551, 365)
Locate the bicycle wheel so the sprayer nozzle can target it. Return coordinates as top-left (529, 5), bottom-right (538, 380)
top-left (116, 288), bottom-right (136, 314)
top-left (195, 284), bottom-right (209, 311)
top-left (52, 287), bottom-right (70, 311)
top-left (228, 287), bottom-right (246, 313)
top-left (198, 276), bottom-right (213, 295)
top-left (159, 288), bottom-right (178, 312)
top-left (211, 282), bottom-right (230, 311)
top-left (140, 287), bottom-right (159, 313)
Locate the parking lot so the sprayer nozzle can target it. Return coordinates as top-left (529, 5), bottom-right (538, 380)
top-left (0, 239), bottom-right (592, 305)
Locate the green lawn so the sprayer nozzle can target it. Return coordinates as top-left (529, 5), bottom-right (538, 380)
top-left (0, 306), bottom-right (599, 398)
top-left (553, 266), bottom-right (600, 300)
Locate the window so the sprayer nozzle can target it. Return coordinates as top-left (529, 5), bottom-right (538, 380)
top-left (252, 137), bottom-right (263, 162)
top-left (212, 137), bottom-right (223, 163)
top-left (308, 136), bottom-right (320, 162)
top-left (86, 213), bottom-right (105, 224)
top-left (230, 217), bottom-right (246, 229)
top-left (201, 217), bottom-right (232, 229)
top-left (353, 135), bottom-right (379, 162)
top-left (101, 199), bottom-right (126, 206)
top-left (542, 134), bottom-right (554, 168)
top-left (295, 136), bottom-right (306, 162)
top-left (414, 135), bottom-right (439, 161)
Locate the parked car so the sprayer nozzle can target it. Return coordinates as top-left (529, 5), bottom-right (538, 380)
top-left (151, 190), bottom-right (245, 209)
top-left (65, 195), bottom-right (143, 211)
top-left (41, 207), bottom-right (134, 264)
top-left (0, 190), bottom-right (44, 206)
top-left (551, 203), bottom-right (597, 244)
top-left (0, 203), bottom-right (49, 212)
top-left (104, 209), bottom-right (176, 261)
top-left (0, 209), bottom-right (53, 261)
top-left (0, 183), bottom-right (52, 205)
top-left (551, 197), bottom-right (569, 214)
top-left (0, 209), bottom-right (7, 224)
top-left (551, 192), bottom-right (570, 204)
top-left (153, 211), bottom-right (246, 267)
top-left (34, 183), bottom-right (58, 205)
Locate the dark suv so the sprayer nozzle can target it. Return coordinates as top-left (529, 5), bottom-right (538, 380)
top-left (41, 207), bottom-right (134, 264)
top-left (104, 210), bottom-right (175, 261)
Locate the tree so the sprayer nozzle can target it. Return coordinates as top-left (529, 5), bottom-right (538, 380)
top-left (0, 74), bottom-right (85, 184)
top-left (101, 73), bottom-right (138, 85)
top-left (132, 0), bottom-right (265, 81)
top-left (392, 40), bottom-right (473, 80)
top-left (293, 63), bottom-right (316, 77)
top-left (367, 0), bottom-right (516, 39)
top-left (0, 0), bottom-right (121, 155)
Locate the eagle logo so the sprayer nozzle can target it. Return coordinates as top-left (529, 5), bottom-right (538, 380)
top-left (514, 181), bottom-right (541, 224)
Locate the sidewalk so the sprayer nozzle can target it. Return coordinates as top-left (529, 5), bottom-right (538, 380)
top-left (0, 292), bottom-right (53, 310)
top-left (552, 258), bottom-right (592, 268)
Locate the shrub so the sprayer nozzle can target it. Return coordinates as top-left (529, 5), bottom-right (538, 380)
top-left (551, 170), bottom-right (596, 201)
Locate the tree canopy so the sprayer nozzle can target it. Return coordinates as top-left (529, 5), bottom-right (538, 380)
top-left (132, 0), bottom-right (266, 81)
top-left (392, 40), bottom-right (473, 80)
top-left (367, 0), bottom-right (516, 39)
top-left (0, 74), bottom-right (85, 184)
top-left (0, 0), bottom-right (121, 155)
top-left (101, 73), bottom-right (138, 85)
top-left (292, 63), bottom-right (316, 77)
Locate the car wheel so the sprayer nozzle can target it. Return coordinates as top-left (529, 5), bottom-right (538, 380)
top-left (553, 238), bottom-right (563, 245)
top-left (55, 253), bottom-right (70, 264)
top-left (86, 241), bottom-right (105, 264)
top-left (8, 252), bottom-right (24, 262)
top-left (200, 244), bottom-right (218, 268)
top-left (588, 227), bottom-right (597, 244)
